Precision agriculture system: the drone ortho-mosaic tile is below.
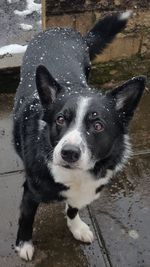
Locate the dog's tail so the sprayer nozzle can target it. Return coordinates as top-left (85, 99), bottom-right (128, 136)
top-left (85, 11), bottom-right (132, 60)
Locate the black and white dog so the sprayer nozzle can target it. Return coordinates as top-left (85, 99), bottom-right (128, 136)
top-left (13, 11), bottom-right (146, 261)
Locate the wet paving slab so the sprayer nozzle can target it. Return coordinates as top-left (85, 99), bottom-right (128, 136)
top-left (33, 205), bottom-right (107, 267)
top-left (90, 154), bottom-right (150, 267)
top-left (0, 90), bottom-right (150, 266)
top-left (0, 94), bottom-right (22, 174)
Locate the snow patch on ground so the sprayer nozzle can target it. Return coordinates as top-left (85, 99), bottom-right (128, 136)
top-left (37, 20), bottom-right (42, 26)
top-left (128, 229), bottom-right (139, 239)
top-left (14, 0), bottom-right (41, 17)
top-left (7, 0), bottom-right (20, 3)
top-left (20, 23), bottom-right (33, 31)
top-left (0, 44), bottom-right (27, 56)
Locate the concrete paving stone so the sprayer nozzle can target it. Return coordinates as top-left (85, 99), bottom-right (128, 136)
top-left (80, 208), bottom-right (109, 267)
top-left (0, 172), bottom-right (23, 257)
top-left (90, 154), bottom-right (150, 267)
top-left (0, 94), bottom-right (23, 174)
top-left (32, 204), bottom-right (106, 267)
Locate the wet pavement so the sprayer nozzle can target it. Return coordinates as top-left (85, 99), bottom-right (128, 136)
top-left (0, 90), bottom-right (150, 266)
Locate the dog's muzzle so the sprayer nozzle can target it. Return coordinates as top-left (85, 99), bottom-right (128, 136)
top-left (61, 144), bottom-right (81, 163)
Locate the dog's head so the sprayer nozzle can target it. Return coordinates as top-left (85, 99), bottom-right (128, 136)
top-left (36, 65), bottom-right (146, 172)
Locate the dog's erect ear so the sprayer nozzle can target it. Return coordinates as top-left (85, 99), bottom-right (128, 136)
top-left (36, 65), bottom-right (62, 107)
top-left (86, 11), bottom-right (132, 60)
top-left (107, 76), bottom-right (146, 123)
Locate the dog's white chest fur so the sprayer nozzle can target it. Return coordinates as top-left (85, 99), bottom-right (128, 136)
top-left (51, 165), bottom-right (112, 209)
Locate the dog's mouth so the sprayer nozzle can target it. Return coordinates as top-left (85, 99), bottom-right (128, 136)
top-left (54, 162), bottom-right (78, 170)
top-left (62, 163), bottom-right (80, 170)
top-left (62, 164), bottom-right (72, 169)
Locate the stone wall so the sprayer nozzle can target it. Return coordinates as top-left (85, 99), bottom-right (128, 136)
top-left (44, 0), bottom-right (150, 63)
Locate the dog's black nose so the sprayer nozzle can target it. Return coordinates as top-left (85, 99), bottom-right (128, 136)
top-left (61, 144), bottom-right (81, 163)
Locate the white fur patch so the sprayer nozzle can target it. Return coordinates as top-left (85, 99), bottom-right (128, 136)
top-left (116, 94), bottom-right (127, 110)
top-left (119, 10), bottom-right (132, 21)
top-left (75, 97), bottom-right (90, 128)
top-left (15, 241), bottom-right (34, 261)
top-left (67, 213), bottom-right (94, 243)
top-left (51, 166), bottom-right (113, 209)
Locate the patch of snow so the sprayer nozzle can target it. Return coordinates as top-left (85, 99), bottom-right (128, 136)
top-left (7, 0), bottom-right (20, 3)
top-left (37, 20), bottom-right (42, 26)
top-left (0, 44), bottom-right (27, 56)
top-left (128, 229), bottom-right (139, 239)
top-left (20, 23), bottom-right (33, 31)
top-left (14, 0), bottom-right (41, 17)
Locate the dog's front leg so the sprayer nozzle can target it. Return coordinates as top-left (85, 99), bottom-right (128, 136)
top-left (66, 205), bottom-right (94, 243)
top-left (15, 181), bottom-right (39, 261)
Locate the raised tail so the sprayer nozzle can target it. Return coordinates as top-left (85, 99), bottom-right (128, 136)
top-left (85, 11), bottom-right (132, 60)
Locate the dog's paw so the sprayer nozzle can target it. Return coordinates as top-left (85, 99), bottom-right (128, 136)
top-left (15, 241), bottom-right (34, 261)
top-left (67, 215), bottom-right (94, 243)
top-left (72, 221), bottom-right (94, 243)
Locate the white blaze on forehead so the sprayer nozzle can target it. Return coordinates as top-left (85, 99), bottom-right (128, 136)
top-left (64, 96), bottom-right (91, 144)
top-left (75, 97), bottom-right (91, 129)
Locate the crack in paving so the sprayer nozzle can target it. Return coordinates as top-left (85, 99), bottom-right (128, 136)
top-left (0, 169), bottom-right (24, 177)
top-left (87, 206), bottom-right (113, 267)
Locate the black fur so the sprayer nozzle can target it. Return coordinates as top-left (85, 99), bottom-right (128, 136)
top-left (86, 12), bottom-right (130, 60)
top-left (67, 206), bottom-right (78, 220)
top-left (13, 12), bottom-right (146, 258)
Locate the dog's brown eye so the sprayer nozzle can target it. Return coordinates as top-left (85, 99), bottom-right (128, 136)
top-left (56, 115), bottom-right (65, 126)
top-left (94, 122), bottom-right (104, 132)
